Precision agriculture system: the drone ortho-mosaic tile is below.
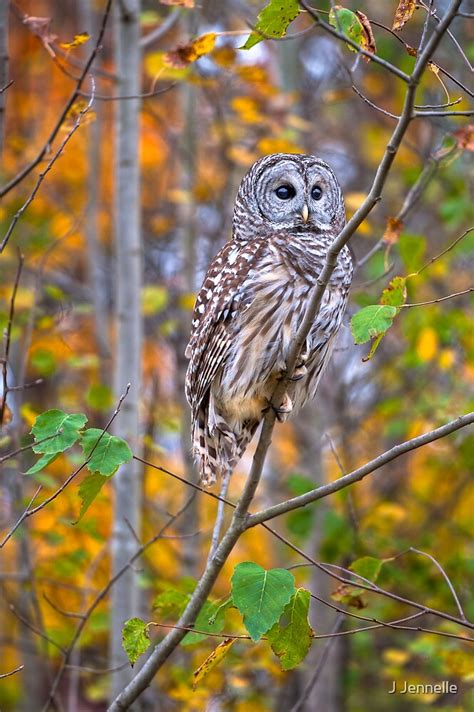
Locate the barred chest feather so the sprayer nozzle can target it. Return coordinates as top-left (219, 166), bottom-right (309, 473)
top-left (213, 233), bottom-right (352, 425)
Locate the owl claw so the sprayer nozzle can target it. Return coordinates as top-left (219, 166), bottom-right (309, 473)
top-left (289, 363), bottom-right (308, 382)
top-left (262, 393), bottom-right (293, 422)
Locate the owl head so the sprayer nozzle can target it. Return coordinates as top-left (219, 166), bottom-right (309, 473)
top-left (232, 153), bottom-right (345, 241)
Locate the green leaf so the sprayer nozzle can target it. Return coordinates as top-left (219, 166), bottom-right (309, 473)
top-left (349, 556), bottom-right (384, 583)
top-left (181, 599), bottom-right (228, 646)
top-left (332, 557), bottom-right (385, 609)
top-left (24, 451), bottom-right (59, 475)
top-left (30, 348), bottom-right (57, 376)
top-left (76, 472), bottom-right (108, 522)
top-left (86, 384), bottom-right (114, 412)
top-left (80, 428), bottom-right (132, 477)
top-left (242, 0), bottom-right (300, 50)
top-left (329, 6), bottom-right (364, 52)
top-left (231, 562), bottom-right (295, 641)
top-left (399, 233), bottom-right (426, 273)
top-left (122, 618), bottom-right (151, 665)
top-left (31, 410), bottom-right (87, 454)
top-left (267, 588), bottom-right (313, 670)
top-left (153, 589), bottom-right (190, 618)
top-left (380, 276), bottom-right (407, 307)
top-left (350, 305), bottom-right (398, 345)
top-left (141, 285), bottom-right (168, 316)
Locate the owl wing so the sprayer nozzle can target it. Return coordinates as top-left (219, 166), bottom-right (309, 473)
top-left (185, 238), bottom-right (266, 414)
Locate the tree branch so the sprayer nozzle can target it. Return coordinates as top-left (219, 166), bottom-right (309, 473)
top-left (246, 412), bottom-right (474, 528)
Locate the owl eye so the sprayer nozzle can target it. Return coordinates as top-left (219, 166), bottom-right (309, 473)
top-left (311, 185), bottom-right (323, 200)
top-left (275, 184), bottom-right (296, 200)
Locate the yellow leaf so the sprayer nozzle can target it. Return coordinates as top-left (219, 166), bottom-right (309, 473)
top-left (231, 96), bottom-right (264, 124)
top-left (165, 33), bottom-right (216, 68)
top-left (179, 292), bottom-right (196, 311)
top-left (345, 192), bottom-right (367, 212)
top-left (9, 287), bottom-right (35, 310)
top-left (60, 32), bottom-right (90, 50)
top-left (144, 51), bottom-right (189, 80)
top-left (227, 145), bottom-right (258, 167)
top-left (392, 1), bottom-right (416, 31)
top-left (166, 188), bottom-right (192, 204)
top-left (141, 286), bottom-right (168, 316)
top-left (257, 137), bottom-right (304, 155)
top-left (212, 45), bottom-right (236, 68)
top-left (192, 638), bottom-right (235, 690)
top-left (416, 327), bottom-right (438, 362)
top-left (20, 403), bottom-right (40, 427)
top-left (438, 349), bottom-right (455, 370)
top-left (383, 648), bottom-right (410, 666)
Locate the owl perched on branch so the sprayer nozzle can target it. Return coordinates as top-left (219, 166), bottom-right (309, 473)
top-left (185, 153), bottom-right (353, 485)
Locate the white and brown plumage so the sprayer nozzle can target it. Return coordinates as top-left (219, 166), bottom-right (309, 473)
top-left (185, 153), bottom-right (353, 485)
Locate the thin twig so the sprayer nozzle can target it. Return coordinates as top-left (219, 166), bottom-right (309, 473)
top-left (418, 227), bottom-right (474, 274)
top-left (247, 412), bottom-right (474, 528)
top-left (402, 548), bottom-right (466, 621)
top-left (351, 84), bottom-right (399, 120)
top-left (0, 664), bottom-right (24, 679)
top-left (0, 485), bottom-right (42, 548)
top-left (0, 385), bottom-right (131, 547)
top-left (400, 287), bottom-right (474, 307)
top-left (42, 496), bottom-right (196, 712)
top-left (0, 82), bottom-right (96, 252)
top-left (0, 0), bottom-right (113, 199)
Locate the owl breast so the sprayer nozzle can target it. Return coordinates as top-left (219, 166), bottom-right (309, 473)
top-left (212, 235), bottom-right (352, 425)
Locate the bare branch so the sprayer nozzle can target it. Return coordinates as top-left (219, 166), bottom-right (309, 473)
top-left (300, 2), bottom-right (410, 82)
top-left (400, 287), bottom-right (474, 307)
top-left (247, 412), bottom-right (474, 528)
top-left (42, 496), bottom-right (196, 711)
top-left (0, 82), bottom-right (96, 253)
top-left (0, 0), bottom-right (113, 199)
top-left (0, 664), bottom-right (24, 679)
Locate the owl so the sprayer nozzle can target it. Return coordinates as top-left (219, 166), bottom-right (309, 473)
top-left (185, 153), bottom-right (353, 486)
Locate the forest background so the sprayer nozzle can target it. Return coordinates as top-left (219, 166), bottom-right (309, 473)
top-left (0, 0), bottom-right (473, 710)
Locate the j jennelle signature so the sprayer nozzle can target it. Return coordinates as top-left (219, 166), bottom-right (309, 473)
top-left (388, 680), bottom-right (458, 695)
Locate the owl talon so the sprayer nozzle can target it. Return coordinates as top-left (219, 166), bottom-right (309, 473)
top-left (272, 393), bottom-right (294, 422)
top-left (289, 363), bottom-right (308, 382)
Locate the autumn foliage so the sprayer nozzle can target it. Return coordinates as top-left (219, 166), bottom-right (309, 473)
top-left (0, 1), bottom-right (473, 711)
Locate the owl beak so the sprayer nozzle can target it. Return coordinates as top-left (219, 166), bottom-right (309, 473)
top-left (301, 204), bottom-right (309, 223)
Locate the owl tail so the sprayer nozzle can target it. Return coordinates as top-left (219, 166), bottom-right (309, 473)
top-left (192, 406), bottom-right (258, 486)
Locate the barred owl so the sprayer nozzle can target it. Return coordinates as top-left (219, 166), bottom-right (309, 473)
top-left (185, 153), bottom-right (353, 485)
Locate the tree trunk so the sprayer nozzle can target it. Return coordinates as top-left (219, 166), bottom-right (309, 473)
top-left (78, 0), bottom-right (111, 387)
top-left (0, 0), bottom-right (9, 164)
top-left (109, 0), bottom-right (143, 702)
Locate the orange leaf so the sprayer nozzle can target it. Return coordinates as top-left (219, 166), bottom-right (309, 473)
top-left (356, 11), bottom-right (376, 61)
top-left (165, 33), bottom-right (216, 68)
top-left (392, 0), bottom-right (417, 31)
top-left (454, 125), bottom-right (474, 152)
top-left (383, 217), bottom-right (404, 244)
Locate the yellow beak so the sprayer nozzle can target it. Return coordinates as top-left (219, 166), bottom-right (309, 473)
top-left (301, 204), bottom-right (309, 223)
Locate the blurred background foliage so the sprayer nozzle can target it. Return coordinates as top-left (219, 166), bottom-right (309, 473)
top-left (0, 0), bottom-right (473, 710)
